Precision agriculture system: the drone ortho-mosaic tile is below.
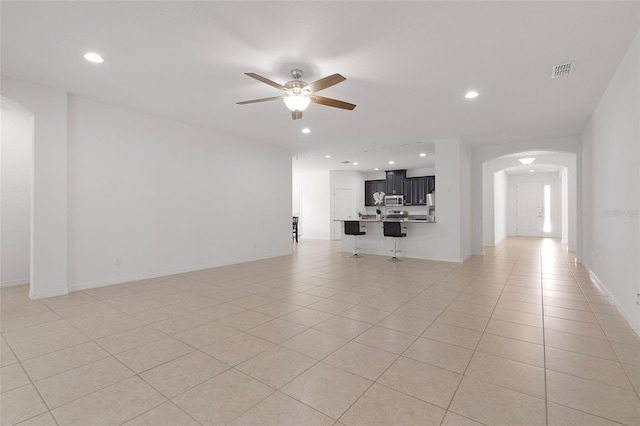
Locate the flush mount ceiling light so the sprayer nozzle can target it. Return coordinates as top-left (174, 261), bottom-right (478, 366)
top-left (83, 52), bottom-right (104, 63)
top-left (301, 128), bottom-right (311, 134)
top-left (519, 154), bottom-right (536, 166)
top-left (465, 90), bottom-right (479, 99)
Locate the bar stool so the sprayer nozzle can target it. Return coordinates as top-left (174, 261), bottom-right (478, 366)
top-left (344, 221), bottom-right (366, 256)
top-left (383, 221), bottom-right (407, 260)
top-left (292, 216), bottom-right (299, 242)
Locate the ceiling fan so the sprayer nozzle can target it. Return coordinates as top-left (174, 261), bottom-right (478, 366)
top-left (237, 69), bottom-right (356, 120)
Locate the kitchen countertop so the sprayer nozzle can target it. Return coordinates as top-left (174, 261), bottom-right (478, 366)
top-left (336, 218), bottom-right (436, 223)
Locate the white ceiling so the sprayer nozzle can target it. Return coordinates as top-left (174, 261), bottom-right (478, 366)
top-left (2, 1), bottom-right (638, 172)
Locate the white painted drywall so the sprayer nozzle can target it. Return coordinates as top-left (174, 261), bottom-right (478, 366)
top-left (459, 140), bottom-right (471, 260)
top-left (330, 170), bottom-right (366, 240)
top-left (493, 170), bottom-right (507, 245)
top-left (0, 101), bottom-right (33, 287)
top-left (292, 167), bottom-right (331, 240)
top-left (432, 138), bottom-right (463, 261)
top-left (582, 31), bottom-right (639, 334)
top-left (1, 78), bottom-right (69, 299)
top-left (66, 96), bottom-right (292, 290)
top-left (561, 168), bottom-right (569, 244)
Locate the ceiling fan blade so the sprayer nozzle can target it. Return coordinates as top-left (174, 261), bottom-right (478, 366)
top-left (291, 110), bottom-right (303, 120)
top-left (310, 95), bottom-right (356, 110)
top-left (244, 73), bottom-right (287, 91)
top-left (303, 73), bottom-right (346, 93)
top-left (236, 96), bottom-right (284, 105)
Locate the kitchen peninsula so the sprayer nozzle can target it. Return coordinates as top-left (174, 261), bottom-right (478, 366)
top-left (338, 217), bottom-right (456, 261)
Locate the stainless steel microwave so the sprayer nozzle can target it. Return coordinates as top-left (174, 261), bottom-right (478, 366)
top-left (385, 195), bottom-right (404, 206)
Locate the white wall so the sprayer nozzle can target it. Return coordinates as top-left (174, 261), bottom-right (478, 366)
top-left (493, 170), bottom-right (507, 245)
top-left (67, 96), bottom-right (292, 290)
top-left (2, 76), bottom-right (294, 296)
top-left (561, 167), bottom-right (569, 244)
top-left (432, 138), bottom-right (464, 261)
top-left (459, 141), bottom-right (471, 259)
top-left (330, 170), bottom-right (366, 240)
top-left (506, 172), bottom-right (561, 238)
top-left (582, 31), bottom-right (639, 334)
top-left (1, 101), bottom-right (33, 287)
top-left (1, 78), bottom-right (69, 299)
top-left (292, 167), bottom-right (331, 240)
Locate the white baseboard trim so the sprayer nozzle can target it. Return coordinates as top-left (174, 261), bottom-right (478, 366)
top-left (67, 250), bottom-right (293, 293)
top-left (29, 288), bottom-right (68, 300)
top-left (586, 266), bottom-right (640, 337)
top-left (1, 278), bottom-right (29, 288)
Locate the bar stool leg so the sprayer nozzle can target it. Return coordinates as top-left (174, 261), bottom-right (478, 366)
top-left (389, 236), bottom-right (403, 261)
top-left (392, 237), bottom-right (397, 259)
top-left (352, 235), bottom-right (359, 256)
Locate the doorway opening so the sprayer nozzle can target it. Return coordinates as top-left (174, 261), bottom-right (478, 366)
top-left (483, 150), bottom-right (577, 253)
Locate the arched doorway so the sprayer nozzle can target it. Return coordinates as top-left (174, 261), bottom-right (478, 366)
top-left (483, 151), bottom-right (577, 251)
top-left (470, 136), bottom-right (583, 262)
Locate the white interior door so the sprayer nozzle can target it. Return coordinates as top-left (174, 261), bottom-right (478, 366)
top-left (516, 183), bottom-right (543, 237)
top-left (332, 188), bottom-right (353, 240)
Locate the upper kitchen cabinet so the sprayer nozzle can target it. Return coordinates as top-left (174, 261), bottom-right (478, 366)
top-left (413, 177), bottom-right (428, 205)
top-left (404, 179), bottom-right (414, 205)
top-left (385, 170), bottom-right (406, 195)
top-left (364, 179), bottom-right (386, 206)
top-left (408, 176), bottom-right (435, 205)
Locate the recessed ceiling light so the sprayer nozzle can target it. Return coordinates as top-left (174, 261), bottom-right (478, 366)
top-left (325, 155), bottom-right (331, 158)
top-left (419, 153), bottom-right (426, 157)
top-left (353, 162), bottom-right (358, 166)
top-left (529, 169), bottom-right (534, 172)
top-left (301, 128), bottom-right (311, 134)
top-left (465, 90), bottom-right (479, 99)
top-left (84, 52), bottom-right (104, 63)
top-left (388, 161), bottom-right (394, 165)
top-left (374, 168), bottom-right (379, 171)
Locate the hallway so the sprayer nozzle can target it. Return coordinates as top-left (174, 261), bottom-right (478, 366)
top-left (1, 237), bottom-right (639, 425)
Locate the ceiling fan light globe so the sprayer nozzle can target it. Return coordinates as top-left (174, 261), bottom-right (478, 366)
top-left (284, 95), bottom-right (310, 111)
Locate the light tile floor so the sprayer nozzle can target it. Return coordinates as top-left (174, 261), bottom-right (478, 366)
top-left (1, 237), bottom-right (640, 425)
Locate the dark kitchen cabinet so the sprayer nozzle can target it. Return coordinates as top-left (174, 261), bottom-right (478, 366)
top-left (404, 179), bottom-right (414, 205)
top-left (385, 170), bottom-right (406, 195)
top-left (413, 177), bottom-right (429, 205)
top-left (427, 176), bottom-right (436, 194)
top-left (407, 176), bottom-right (435, 205)
top-left (364, 179), bottom-right (386, 206)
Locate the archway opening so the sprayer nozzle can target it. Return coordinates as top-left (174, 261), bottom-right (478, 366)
top-left (482, 150), bottom-right (578, 254)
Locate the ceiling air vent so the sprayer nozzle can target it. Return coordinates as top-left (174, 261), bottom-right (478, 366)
top-left (340, 160), bottom-right (350, 164)
top-left (551, 62), bottom-right (574, 78)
